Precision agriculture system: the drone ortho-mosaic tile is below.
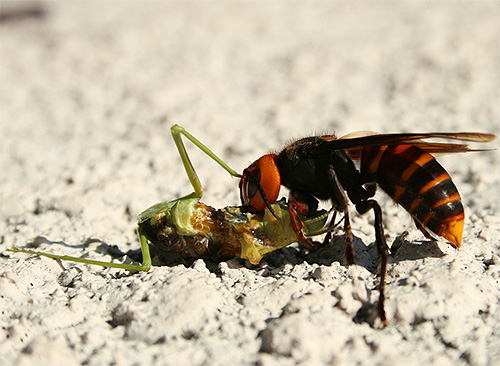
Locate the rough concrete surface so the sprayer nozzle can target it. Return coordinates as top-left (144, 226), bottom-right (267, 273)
top-left (1, 2), bottom-right (499, 365)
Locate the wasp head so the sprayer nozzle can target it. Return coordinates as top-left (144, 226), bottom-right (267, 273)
top-left (239, 154), bottom-right (281, 215)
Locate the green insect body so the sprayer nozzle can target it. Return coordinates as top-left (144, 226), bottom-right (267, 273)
top-left (139, 197), bottom-right (333, 265)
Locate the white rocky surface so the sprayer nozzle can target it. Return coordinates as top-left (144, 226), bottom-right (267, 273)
top-left (1, 2), bottom-right (499, 365)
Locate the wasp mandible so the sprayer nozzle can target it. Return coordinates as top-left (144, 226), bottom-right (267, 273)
top-left (238, 130), bottom-right (496, 324)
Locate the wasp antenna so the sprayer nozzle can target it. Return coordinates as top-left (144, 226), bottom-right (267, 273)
top-left (246, 173), bottom-right (280, 219)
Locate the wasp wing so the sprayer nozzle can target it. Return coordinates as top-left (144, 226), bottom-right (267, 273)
top-left (313, 132), bottom-right (496, 159)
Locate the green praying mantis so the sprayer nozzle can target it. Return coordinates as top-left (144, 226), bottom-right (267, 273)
top-left (7, 125), bottom-right (336, 270)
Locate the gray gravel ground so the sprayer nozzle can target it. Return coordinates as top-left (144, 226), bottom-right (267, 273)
top-left (1, 2), bottom-right (499, 365)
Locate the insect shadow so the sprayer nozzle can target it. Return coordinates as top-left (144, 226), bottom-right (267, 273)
top-left (29, 236), bottom-right (113, 253)
top-left (25, 236), bottom-right (136, 271)
top-left (297, 232), bottom-right (446, 273)
top-left (388, 232), bottom-right (446, 262)
top-left (127, 243), bottom-right (211, 269)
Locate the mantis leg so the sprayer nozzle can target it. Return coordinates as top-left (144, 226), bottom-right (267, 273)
top-left (7, 228), bottom-right (152, 272)
top-left (170, 124), bottom-right (242, 199)
top-left (8, 125), bottom-right (240, 271)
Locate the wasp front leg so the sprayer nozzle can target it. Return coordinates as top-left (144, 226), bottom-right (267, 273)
top-left (287, 202), bottom-right (318, 249)
top-left (287, 191), bottom-right (323, 249)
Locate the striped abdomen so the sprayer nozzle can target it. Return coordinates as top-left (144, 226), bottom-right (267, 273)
top-left (360, 144), bottom-right (464, 247)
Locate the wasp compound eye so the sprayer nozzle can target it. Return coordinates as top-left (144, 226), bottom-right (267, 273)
top-left (239, 154), bottom-right (281, 212)
top-left (240, 167), bottom-right (259, 203)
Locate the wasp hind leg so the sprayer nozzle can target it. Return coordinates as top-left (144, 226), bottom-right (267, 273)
top-left (356, 199), bottom-right (389, 326)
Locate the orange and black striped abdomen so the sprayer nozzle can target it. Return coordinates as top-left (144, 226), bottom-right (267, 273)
top-left (360, 144), bottom-right (464, 247)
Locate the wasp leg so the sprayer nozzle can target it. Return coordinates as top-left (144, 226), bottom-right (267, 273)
top-left (356, 199), bottom-right (389, 326)
top-left (7, 228), bottom-right (152, 272)
top-left (287, 191), bottom-right (322, 249)
top-left (324, 165), bottom-right (358, 265)
top-left (289, 190), bottom-right (319, 215)
top-left (343, 210), bottom-right (355, 265)
top-left (321, 210), bottom-right (338, 246)
top-left (288, 201), bottom-right (319, 249)
top-left (322, 231), bottom-right (332, 246)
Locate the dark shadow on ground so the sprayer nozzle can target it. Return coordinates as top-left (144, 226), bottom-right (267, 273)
top-left (19, 230), bottom-right (447, 277)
